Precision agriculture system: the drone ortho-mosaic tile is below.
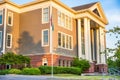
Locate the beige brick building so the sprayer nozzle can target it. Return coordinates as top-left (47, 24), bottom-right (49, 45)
top-left (0, 0), bottom-right (108, 72)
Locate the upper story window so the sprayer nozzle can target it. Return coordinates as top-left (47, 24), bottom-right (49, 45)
top-left (42, 7), bottom-right (49, 23)
top-left (8, 12), bottom-right (13, 26)
top-left (0, 31), bottom-right (2, 48)
top-left (6, 34), bottom-right (12, 48)
top-left (42, 29), bottom-right (49, 46)
top-left (58, 11), bottom-right (72, 30)
top-left (58, 32), bottom-right (73, 50)
top-left (0, 10), bottom-right (3, 25)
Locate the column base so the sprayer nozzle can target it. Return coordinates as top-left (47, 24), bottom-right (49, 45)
top-left (95, 64), bottom-right (108, 73)
top-left (84, 62), bottom-right (95, 73)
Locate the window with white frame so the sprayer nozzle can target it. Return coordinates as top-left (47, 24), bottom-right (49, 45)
top-left (58, 33), bottom-right (61, 47)
top-left (58, 11), bottom-right (61, 25)
top-left (42, 7), bottom-right (49, 23)
top-left (0, 31), bottom-right (2, 48)
top-left (58, 32), bottom-right (73, 50)
top-left (6, 34), bottom-right (12, 48)
top-left (58, 11), bottom-right (72, 30)
top-left (42, 58), bottom-right (48, 66)
top-left (42, 29), bottom-right (49, 46)
top-left (0, 10), bottom-right (3, 25)
top-left (8, 12), bottom-right (13, 26)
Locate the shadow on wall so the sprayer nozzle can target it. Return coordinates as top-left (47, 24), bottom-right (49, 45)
top-left (15, 31), bottom-right (45, 54)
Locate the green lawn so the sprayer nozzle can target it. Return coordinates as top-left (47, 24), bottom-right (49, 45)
top-left (54, 74), bottom-right (120, 80)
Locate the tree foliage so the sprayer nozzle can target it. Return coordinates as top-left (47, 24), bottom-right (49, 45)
top-left (0, 52), bottom-right (30, 68)
top-left (72, 58), bottom-right (90, 72)
top-left (107, 26), bottom-right (120, 68)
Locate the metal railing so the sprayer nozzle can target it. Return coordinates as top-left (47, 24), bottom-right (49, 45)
top-left (108, 68), bottom-right (120, 76)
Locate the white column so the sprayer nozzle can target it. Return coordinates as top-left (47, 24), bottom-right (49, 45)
top-left (99, 27), bottom-right (106, 64)
top-left (87, 19), bottom-right (92, 62)
top-left (77, 19), bottom-right (82, 59)
top-left (96, 29), bottom-right (100, 64)
top-left (91, 29), bottom-right (95, 61)
top-left (84, 18), bottom-right (91, 61)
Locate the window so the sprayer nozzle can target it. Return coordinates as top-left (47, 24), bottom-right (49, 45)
top-left (0, 31), bottom-right (2, 48)
top-left (58, 59), bottom-right (62, 66)
top-left (0, 10), bottom-right (3, 25)
top-left (58, 11), bottom-right (61, 25)
top-left (68, 17), bottom-right (72, 30)
top-left (6, 34), bottom-right (12, 48)
top-left (62, 34), bottom-right (65, 48)
top-left (69, 37), bottom-right (72, 49)
top-left (6, 64), bottom-right (11, 69)
top-left (58, 32), bottom-right (73, 50)
top-left (66, 15), bottom-right (68, 28)
top-left (61, 13), bottom-right (65, 26)
top-left (66, 35), bottom-right (68, 48)
top-left (42, 29), bottom-right (49, 46)
top-left (42, 58), bottom-right (48, 66)
top-left (58, 11), bottom-right (72, 30)
top-left (42, 7), bottom-right (49, 23)
top-left (8, 12), bottom-right (13, 26)
top-left (58, 33), bottom-right (61, 47)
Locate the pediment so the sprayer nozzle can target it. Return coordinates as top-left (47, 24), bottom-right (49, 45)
top-left (89, 2), bottom-right (108, 24)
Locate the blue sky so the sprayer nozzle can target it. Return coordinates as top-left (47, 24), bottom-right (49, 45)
top-left (10, 0), bottom-right (120, 48)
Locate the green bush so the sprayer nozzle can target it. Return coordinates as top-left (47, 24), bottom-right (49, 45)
top-left (0, 69), bottom-right (9, 75)
top-left (22, 68), bottom-right (41, 75)
top-left (39, 66), bottom-right (51, 74)
top-left (39, 66), bottom-right (81, 75)
top-left (8, 69), bottom-right (22, 74)
top-left (72, 58), bottom-right (90, 72)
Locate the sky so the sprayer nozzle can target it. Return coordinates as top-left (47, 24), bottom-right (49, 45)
top-left (10, 0), bottom-right (120, 49)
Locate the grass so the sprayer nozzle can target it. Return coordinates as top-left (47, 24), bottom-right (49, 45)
top-left (54, 74), bottom-right (120, 80)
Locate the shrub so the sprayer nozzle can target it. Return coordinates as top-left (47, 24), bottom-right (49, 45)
top-left (39, 66), bottom-right (51, 74)
top-left (8, 69), bottom-right (22, 74)
top-left (0, 69), bottom-right (9, 75)
top-left (72, 58), bottom-right (90, 72)
top-left (22, 68), bottom-right (41, 75)
top-left (0, 52), bottom-right (30, 69)
top-left (39, 66), bottom-right (81, 75)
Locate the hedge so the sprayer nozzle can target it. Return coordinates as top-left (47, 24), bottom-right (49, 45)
top-left (22, 68), bottom-right (41, 75)
top-left (0, 69), bottom-right (9, 75)
top-left (8, 69), bottom-right (22, 74)
top-left (39, 66), bottom-right (81, 75)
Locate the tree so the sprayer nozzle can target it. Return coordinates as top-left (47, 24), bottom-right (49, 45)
top-left (0, 52), bottom-right (30, 69)
top-left (107, 26), bottom-right (120, 68)
top-left (72, 58), bottom-right (90, 72)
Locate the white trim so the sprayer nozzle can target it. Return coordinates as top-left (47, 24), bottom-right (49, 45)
top-left (21, 2), bottom-right (50, 13)
top-left (7, 11), bottom-right (13, 26)
top-left (42, 29), bottom-right (49, 47)
top-left (0, 31), bottom-right (2, 48)
top-left (6, 33), bottom-right (12, 48)
top-left (42, 7), bottom-right (49, 24)
top-left (0, 9), bottom-right (3, 25)
top-left (3, 8), bottom-right (7, 54)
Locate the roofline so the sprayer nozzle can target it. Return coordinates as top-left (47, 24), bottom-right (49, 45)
top-left (0, 0), bottom-right (76, 13)
top-left (0, 0), bottom-right (108, 25)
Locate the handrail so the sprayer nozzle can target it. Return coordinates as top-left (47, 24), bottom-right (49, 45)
top-left (108, 68), bottom-right (120, 76)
